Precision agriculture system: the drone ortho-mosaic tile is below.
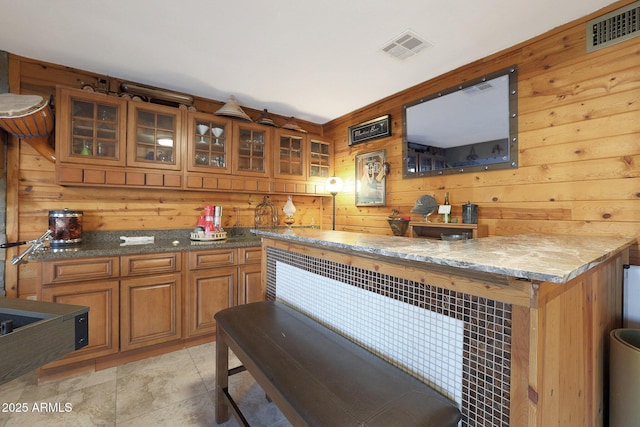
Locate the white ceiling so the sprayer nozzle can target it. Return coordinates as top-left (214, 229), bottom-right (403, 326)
top-left (1, 0), bottom-right (617, 124)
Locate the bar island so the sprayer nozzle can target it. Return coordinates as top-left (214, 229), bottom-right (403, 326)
top-left (252, 229), bottom-right (635, 427)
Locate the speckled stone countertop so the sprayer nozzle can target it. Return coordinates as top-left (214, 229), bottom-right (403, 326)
top-left (252, 229), bottom-right (636, 284)
top-left (28, 228), bottom-right (262, 260)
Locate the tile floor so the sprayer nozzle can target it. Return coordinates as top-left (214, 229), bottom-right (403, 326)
top-left (0, 342), bottom-right (290, 427)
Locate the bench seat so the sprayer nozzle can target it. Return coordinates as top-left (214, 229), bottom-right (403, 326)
top-left (215, 300), bottom-right (461, 426)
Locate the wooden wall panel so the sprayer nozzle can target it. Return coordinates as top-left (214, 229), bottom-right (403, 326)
top-left (323, 0), bottom-right (640, 265)
top-left (16, 141), bottom-right (325, 237)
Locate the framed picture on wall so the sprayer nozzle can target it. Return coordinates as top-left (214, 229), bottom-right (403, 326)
top-left (355, 149), bottom-right (387, 206)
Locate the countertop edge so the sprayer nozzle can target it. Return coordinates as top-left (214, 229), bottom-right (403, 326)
top-left (252, 229), bottom-right (635, 284)
top-left (28, 237), bottom-right (262, 261)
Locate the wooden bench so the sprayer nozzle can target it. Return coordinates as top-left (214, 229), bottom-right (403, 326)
top-left (215, 301), bottom-right (462, 426)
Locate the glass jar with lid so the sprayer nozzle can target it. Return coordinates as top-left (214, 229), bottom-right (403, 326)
top-left (254, 195), bottom-right (278, 228)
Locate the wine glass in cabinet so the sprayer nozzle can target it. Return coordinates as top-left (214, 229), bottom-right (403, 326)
top-left (186, 112), bottom-right (232, 174)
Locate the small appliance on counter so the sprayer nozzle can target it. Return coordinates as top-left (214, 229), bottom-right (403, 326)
top-left (462, 202), bottom-right (478, 224)
top-left (49, 209), bottom-right (83, 247)
top-left (191, 205), bottom-right (227, 241)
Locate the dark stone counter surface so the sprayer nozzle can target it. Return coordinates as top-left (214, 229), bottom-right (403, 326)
top-left (29, 228), bottom-right (262, 260)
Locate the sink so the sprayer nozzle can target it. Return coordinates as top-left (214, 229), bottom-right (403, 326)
top-left (0, 298), bottom-right (89, 385)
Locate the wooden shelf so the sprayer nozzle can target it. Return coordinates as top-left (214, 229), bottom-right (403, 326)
top-left (409, 221), bottom-right (488, 239)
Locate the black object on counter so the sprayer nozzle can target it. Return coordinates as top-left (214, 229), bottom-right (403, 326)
top-left (1, 319), bottom-right (14, 335)
top-left (462, 201), bottom-right (478, 224)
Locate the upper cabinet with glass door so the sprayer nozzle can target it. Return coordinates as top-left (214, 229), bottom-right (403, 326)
top-left (186, 112), bottom-right (232, 174)
top-left (56, 87), bottom-right (127, 166)
top-left (309, 135), bottom-right (332, 180)
top-left (127, 102), bottom-right (182, 171)
top-left (232, 121), bottom-right (271, 177)
top-left (274, 128), bottom-right (305, 180)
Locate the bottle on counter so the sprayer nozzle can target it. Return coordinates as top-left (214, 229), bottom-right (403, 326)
top-left (443, 192), bottom-right (451, 223)
top-left (204, 205), bottom-right (215, 235)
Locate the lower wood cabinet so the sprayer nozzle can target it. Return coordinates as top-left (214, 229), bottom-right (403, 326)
top-left (37, 245), bottom-right (262, 374)
top-left (186, 266), bottom-right (236, 337)
top-left (120, 273), bottom-right (182, 351)
top-left (41, 279), bottom-right (119, 367)
top-left (185, 246), bottom-right (263, 337)
top-left (238, 263), bottom-right (262, 304)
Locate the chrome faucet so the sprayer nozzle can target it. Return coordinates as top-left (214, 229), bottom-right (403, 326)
top-left (11, 230), bottom-right (52, 266)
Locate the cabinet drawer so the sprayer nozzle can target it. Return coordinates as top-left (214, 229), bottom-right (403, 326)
top-left (121, 252), bottom-right (181, 276)
top-left (189, 248), bottom-right (236, 269)
top-left (42, 257), bottom-right (119, 284)
top-left (239, 246), bottom-right (262, 265)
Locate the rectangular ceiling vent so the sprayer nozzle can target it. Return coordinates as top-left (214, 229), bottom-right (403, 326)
top-left (381, 30), bottom-right (430, 60)
top-left (587, 1), bottom-right (640, 52)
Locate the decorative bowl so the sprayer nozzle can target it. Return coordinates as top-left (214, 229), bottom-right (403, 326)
top-left (387, 218), bottom-right (410, 236)
top-left (440, 233), bottom-right (469, 241)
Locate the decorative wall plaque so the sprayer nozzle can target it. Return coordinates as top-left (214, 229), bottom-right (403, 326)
top-left (348, 115), bottom-right (391, 146)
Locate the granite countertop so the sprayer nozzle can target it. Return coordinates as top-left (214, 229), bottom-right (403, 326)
top-left (252, 228), bottom-right (636, 284)
top-left (28, 228), bottom-right (262, 261)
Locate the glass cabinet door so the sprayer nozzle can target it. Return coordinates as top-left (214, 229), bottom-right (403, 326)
top-left (406, 149), bottom-right (417, 175)
top-left (127, 103), bottom-right (182, 170)
top-left (186, 112), bottom-right (232, 174)
top-left (233, 122), bottom-right (270, 177)
top-left (309, 137), bottom-right (331, 179)
top-left (418, 154), bottom-right (433, 172)
top-left (58, 88), bottom-right (127, 166)
top-left (274, 129), bottom-right (305, 179)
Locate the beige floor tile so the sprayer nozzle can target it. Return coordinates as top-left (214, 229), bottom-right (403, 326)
top-left (115, 351), bottom-right (208, 421)
top-left (116, 392), bottom-right (216, 427)
top-left (3, 377), bottom-right (116, 427)
top-left (0, 342), bottom-right (288, 427)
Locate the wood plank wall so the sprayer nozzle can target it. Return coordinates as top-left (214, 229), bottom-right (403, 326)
top-left (323, 0), bottom-right (640, 266)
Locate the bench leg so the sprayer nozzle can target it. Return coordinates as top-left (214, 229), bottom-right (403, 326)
top-left (215, 327), bottom-right (229, 424)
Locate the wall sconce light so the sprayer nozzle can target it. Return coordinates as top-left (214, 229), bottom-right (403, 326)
top-left (326, 176), bottom-right (343, 230)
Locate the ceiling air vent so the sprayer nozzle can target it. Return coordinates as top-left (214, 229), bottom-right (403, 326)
top-left (381, 30), bottom-right (430, 60)
top-left (587, 1), bottom-right (640, 52)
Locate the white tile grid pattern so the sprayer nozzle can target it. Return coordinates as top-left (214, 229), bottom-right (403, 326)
top-left (266, 246), bottom-right (513, 427)
top-left (275, 261), bottom-right (464, 405)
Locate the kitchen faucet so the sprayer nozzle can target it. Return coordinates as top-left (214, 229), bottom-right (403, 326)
top-left (10, 230), bottom-right (52, 266)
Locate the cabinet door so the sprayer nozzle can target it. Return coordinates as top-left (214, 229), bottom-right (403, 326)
top-left (309, 135), bottom-right (332, 180)
top-left (120, 273), bottom-right (182, 350)
top-left (274, 129), bottom-right (306, 180)
top-left (41, 279), bottom-right (120, 366)
top-left (186, 266), bottom-right (236, 337)
top-left (56, 87), bottom-right (127, 166)
top-left (127, 102), bottom-right (183, 171)
top-left (186, 112), bottom-right (233, 174)
top-left (233, 122), bottom-right (271, 177)
top-left (238, 263), bottom-right (263, 305)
